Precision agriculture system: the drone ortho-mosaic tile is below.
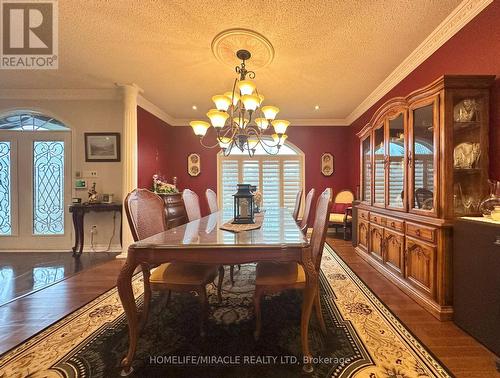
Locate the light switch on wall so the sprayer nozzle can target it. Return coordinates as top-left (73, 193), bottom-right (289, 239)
top-left (83, 170), bottom-right (98, 177)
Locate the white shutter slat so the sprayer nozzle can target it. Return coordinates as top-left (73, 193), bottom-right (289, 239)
top-left (221, 160), bottom-right (239, 210)
top-left (262, 160), bottom-right (280, 209)
top-left (283, 160), bottom-right (301, 210)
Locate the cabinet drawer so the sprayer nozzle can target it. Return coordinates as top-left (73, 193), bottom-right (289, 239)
top-left (359, 209), bottom-right (369, 221)
top-left (406, 222), bottom-right (437, 244)
top-left (369, 213), bottom-right (386, 226)
top-left (385, 216), bottom-right (404, 232)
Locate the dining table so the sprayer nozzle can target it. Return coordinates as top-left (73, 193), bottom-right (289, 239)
top-left (117, 208), bottom-right (320, 374)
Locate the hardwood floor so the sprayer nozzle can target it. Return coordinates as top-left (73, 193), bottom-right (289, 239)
top-left (1, 240), bottom-right (498, 377)
top-left (0, 251), bottom-right (119, 306)
top-left (328, 236), bottom-right (499, 378)
top-left (0, 258), bottom-right (125, 355)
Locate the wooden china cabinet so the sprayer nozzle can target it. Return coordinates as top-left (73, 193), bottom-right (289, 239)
top-left (355, 75), bottom-right (495, 320)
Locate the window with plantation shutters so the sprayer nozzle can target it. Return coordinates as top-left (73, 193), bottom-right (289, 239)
top-left (217, 142), bottom-right (304, 213)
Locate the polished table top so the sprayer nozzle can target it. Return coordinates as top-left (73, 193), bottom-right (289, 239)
top-left (131, 208), bottom-right (308, 250)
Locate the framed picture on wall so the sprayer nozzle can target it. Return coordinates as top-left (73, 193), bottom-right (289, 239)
top-left (188, 153), bottom-right (201, 176)
top-left (321, 152), bottom-right (334, 176)
top-left (84, 133), bottom-right (121, 162)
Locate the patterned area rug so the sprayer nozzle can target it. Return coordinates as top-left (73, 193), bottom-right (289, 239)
top-left (0, 244), bottom-right (453, 378)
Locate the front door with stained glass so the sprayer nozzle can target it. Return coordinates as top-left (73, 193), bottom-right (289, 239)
top-left (0, 112), bottom-right (71, 249)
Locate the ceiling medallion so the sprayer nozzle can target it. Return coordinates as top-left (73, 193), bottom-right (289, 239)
top-left (211, 28), bottom-right (274, 70)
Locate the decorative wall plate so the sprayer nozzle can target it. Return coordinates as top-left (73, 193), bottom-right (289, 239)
top-left (321, 153), bottom-right (334, 176)
top-left (187, 153), bottom-right (201, 177)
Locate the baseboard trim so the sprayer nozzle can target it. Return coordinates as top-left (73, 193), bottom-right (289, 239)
top-left (0, 244), bottom-right (122, 253)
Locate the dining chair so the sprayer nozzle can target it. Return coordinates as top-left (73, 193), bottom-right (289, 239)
top-left (298, 188), bottom-right (315, 234)
top-left (328, 189), bottom-right (354, 240)
top-left (182, 188), bottom-right (202, 221)
top-left (292, 189), bottom-right (303, 222)
top-left (205, 188), bottom-right (240, 285)
top-left (253, 187), bottom-right (332, 340)
top-left (125, 188), bottom-right (223, 336)
top-left (205, 188), bottom-right (219, 214)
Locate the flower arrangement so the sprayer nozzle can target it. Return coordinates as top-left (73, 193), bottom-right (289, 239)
top-left (153, 174), bottom-right (179, 194)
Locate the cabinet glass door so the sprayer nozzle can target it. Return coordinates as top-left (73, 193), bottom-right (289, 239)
top-left (373, 126), bottom-right (385, 206)
top-left (361, 136), bottom-right (371, 203)
top-left (387, 113), bottom-right (405, 209)
top-left (410, 102), bottom-right (437, 214)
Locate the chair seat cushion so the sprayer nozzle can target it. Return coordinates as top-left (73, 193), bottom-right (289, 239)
top-left (150, 263), bottom-right (218, 285)
top-left (255, 262), bottom-right (305, 285)
top-left (329, 213), bottom-right (352, 224)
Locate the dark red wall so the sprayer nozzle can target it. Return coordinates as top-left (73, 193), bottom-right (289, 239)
top-left (167, 125), bottom-right (352, 216)
top-left (349, 1), bottom-right (500, 189)
top-left (137, 106), bottom-right (171, 189)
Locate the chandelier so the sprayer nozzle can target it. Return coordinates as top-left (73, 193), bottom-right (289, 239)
top-left (189, 49), bottom-right (290, 157)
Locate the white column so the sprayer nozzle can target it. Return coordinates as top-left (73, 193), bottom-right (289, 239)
top-left (117, 83), bottom-right (142, 258)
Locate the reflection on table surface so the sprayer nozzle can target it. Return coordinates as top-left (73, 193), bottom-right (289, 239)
top-left (132, 208), bottom-right (308, 249)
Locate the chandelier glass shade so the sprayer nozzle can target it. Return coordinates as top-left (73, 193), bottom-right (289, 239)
top-left (190, 49), bottom-right (290, 156)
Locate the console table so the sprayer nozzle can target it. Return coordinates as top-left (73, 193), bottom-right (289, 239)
top-left (69, 203), bottom-right (122, 256)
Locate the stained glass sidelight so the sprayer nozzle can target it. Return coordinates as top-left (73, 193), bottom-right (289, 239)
top-left (33, 141), bottom-right (65, 235)
top-left (0, 142), bottom-right (11, 235)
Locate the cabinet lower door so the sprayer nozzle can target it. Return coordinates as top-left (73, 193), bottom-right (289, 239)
top-left (384, 229), bottom-right (404, 276)
top-left (358, 220), bottom-right (369, 251)
top-left (369, 224), bottom-right (384, 261)
top-left (405, 237), bottom-right (436, 298)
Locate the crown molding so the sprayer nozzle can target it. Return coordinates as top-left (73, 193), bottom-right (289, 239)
top-left (345, 0), bottom-right (493, 125)
top-left (0, 88), bottom-right (121, 100)
top-left (137, 95), bottom-right (176, 126)
top-left (287, 118), bottom-right (349, 127)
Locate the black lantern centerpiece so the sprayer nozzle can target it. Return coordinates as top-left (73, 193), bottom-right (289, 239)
top-left (232, 184), bottom-right (255, 224)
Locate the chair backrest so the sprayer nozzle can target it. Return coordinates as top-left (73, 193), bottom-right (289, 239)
top-left (415, 188), bottom-right (433, 209)
top-left (182, 189), bottom-right (202, 221)
top-left (205, 189), bottom-right (219, 214)
top-left (299, 188), bottom-right (315, 232)
top-left (292, 189), bottom-right (303, 221)
top-left (334, 190), bottom-right (354, 204)
top-left (331, 189), bottom-right (354, 214)
top-left (309, 188), bottom-right (333, 271)
top-left (124, 189), bottom-right (167, 242)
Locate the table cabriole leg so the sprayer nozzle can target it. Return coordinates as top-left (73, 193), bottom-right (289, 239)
top-left (117, 254), bottom-right (139, 375)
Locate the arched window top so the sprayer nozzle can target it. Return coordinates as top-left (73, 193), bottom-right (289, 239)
top-left (0, 111), bottom-right (69, 131)
top-left (374, 140), bottom-right (432, 156)
top-left (220, 139), bottom-right (301, 156)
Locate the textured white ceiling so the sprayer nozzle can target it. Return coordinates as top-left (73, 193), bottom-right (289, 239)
top-left (0, 0), bottom-right (461, 121)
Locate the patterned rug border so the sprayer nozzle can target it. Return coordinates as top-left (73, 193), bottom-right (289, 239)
top-left (324, 241), bottom-right (455, 378)
top-left (0, 273), bottom-right (144, 362)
